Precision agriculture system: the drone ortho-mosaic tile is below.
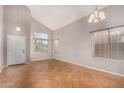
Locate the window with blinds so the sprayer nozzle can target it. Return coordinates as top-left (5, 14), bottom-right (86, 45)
top-left (92, 27), bottom-right (124, 60)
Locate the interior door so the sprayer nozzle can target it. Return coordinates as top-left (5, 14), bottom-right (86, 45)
top-left (7, 35), bottom-right (26, 65)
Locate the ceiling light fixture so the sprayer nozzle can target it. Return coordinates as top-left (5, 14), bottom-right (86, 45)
top-left (16, 26), bottom-right (21, 32)
top-left (88, 5), bottom-right (106, 23)
top-left (16, 6), bottom-right (21, 32)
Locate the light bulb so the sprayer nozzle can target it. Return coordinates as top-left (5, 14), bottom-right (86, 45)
top-left (16, 26), bottom-right (21, 32)
top-left (94, 19), bottom-right (98, 23)
top-left (100, 15), bottom-right (106, 20)
top-left (88, 18), bottom-right (92, 23)
top-left (99, 11), bottom-right (106, 20)
top-left (88, 14), bottom-right (94, 23)
top-left (88, 8), bottom-right (106, 23)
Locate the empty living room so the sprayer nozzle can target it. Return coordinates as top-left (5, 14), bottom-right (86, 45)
top-left (0, 1), bottom-right (124, 91)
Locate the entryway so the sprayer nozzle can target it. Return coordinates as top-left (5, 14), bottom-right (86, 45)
top-left (7, 35), bottom-right (26, 65)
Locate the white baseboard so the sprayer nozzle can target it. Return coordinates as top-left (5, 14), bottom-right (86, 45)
top-left (31, 58), bottom-right (52, 62)
top-left (54, 57), bottom-right (124, 77)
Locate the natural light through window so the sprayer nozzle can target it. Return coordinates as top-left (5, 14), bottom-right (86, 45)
top-left (91, 27), bottom-right (124, 60)
top-left (33, 32), bottom-right (48, 52)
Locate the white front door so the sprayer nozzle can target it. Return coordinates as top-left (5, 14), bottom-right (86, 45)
top-left (7, 35), bottom-right (26, 65)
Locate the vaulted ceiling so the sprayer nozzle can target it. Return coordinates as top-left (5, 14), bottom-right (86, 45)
top-left (27, 5), bottom-right (108, 31)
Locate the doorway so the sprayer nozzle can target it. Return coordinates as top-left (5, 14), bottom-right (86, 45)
top-left (7, 35), bottom-right (26, 65)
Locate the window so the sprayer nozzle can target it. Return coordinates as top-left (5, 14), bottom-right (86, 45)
top-left (33, 32), bottom-right (48, 52)
top-left (92, 27), bottom-right (124, 60)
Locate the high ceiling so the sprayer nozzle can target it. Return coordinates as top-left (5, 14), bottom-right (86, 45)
top-left (27, 5), bottom-right (108, 31)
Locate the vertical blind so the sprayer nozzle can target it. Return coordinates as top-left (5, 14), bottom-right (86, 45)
top-left (92, 27), bottom-right (124, 60)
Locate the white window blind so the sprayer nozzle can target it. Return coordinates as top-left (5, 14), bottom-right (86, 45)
top-left (92, 27), bottom-right (124, 60)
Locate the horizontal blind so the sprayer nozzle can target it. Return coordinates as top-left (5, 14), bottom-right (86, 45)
top-left (92, 27), bottom-right (124, 60)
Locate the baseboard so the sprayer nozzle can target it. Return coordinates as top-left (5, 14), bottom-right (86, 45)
top-left (25, 62), bottom-right (31, 64)
top-left (2, 65), bottom-right (8, 69)
top-left (54, 58), bottom-right (124, 77)
top-left (31, 58), bottom-right (52, 62)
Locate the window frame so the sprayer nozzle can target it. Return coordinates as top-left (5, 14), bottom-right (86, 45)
top-left (33, 32), bottom-right (49, 53)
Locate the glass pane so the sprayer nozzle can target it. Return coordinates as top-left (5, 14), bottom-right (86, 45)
top-left (93, 31), bottom-right (109, 58)
top-left (110, 28), bottom-right (124, 60)
top-left (33, 32), bottom-right (48, 53)
top-left (92, 27), bottom-right (124, 60)
top-left (34, 32), bottom-right (48, 39)
top-left (42, 40), bottom-right (48, 45)
top-left (34, 39), bottom-right (48, 52)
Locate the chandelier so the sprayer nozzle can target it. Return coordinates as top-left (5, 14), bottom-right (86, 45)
top-left (88, 6), bottom-right (106, 23)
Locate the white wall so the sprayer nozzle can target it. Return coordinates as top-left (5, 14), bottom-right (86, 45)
top-left (1, 6), bottom-right (53, 68)
top-left (3, 5), bottom-right (31, 66)
top-left (53, 6), bottom-right (124, 75)
top-left (30, 18), bottom-right (53, 61)
top-left (0, 6), bottom-right (3, 70)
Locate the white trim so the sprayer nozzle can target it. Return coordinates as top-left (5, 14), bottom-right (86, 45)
top-left (7, 35), bottom-right (26, 65)
top-left (31, 58), bottom-right (52, 62)
top-left (31, 57), bottom-right (52, 61)
top-left (54, 57), bottom-right (124, 77)
top-left (93, 57), bottom-right (124, 63)
top-left (0, 6), bottom-right (3, 74)
top-left (4, 64), bottom-right (8, 68)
